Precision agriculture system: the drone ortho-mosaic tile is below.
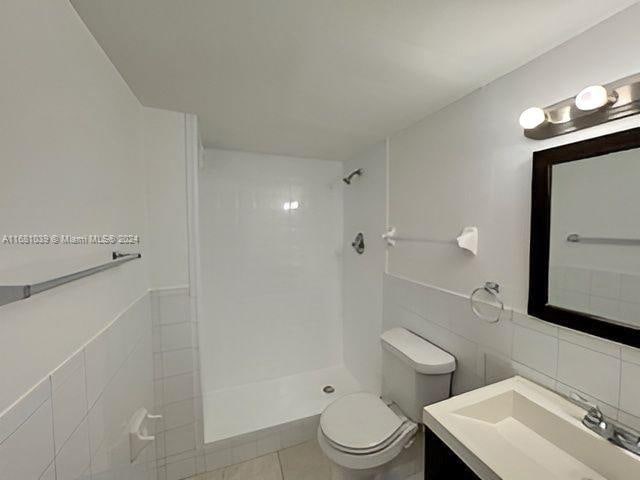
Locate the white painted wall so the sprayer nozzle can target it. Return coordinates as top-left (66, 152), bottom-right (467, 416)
top-left (198, 149), bottom-right (344, 392)
top-left (342, 142), bottom-right (387, 394)
top-left (143, 107), bottom-right (190, 289)
top-left (0, 0), bottom-right (148, 413)
top-left (387, 3), bottom-right (640, 312)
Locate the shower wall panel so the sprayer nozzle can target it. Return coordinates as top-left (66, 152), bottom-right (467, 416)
top-left (198, 149), bottom-right (344, 393)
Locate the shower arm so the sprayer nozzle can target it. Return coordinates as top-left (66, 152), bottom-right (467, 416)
top-left (342, 168), bottom-right (363, 185)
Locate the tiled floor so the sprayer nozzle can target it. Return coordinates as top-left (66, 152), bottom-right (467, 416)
top-left (190, 440), bottom-right (331, 480)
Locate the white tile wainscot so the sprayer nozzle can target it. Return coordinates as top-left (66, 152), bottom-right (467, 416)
top-left (152, 287), bottom-right (202, 480)
top-left (152, 287), bottom-right (330, 480)
top-left (0, 293), bottom-right (156, 480)
top-left (550, 266), bottom-right (640, 329)
top-left (384, 273), bottom-right (640, 432)
top-left (4, 276), bottom-right (634, 480)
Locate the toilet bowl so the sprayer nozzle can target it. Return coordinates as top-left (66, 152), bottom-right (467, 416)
top-left (318, 328), bottom-right (456, 480)
top-left (317, 393), bottom-right (418, 479)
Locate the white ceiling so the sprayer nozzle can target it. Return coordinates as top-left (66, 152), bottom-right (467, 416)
top-left (71, 0), bottom-right (637, 161)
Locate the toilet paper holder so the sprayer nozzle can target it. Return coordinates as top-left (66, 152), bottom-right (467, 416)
top-left (129, 407), bottom-right (163, 462)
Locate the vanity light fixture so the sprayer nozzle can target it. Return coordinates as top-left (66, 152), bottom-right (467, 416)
top-left (575, 85), bottom-right (617, 111)
top-left (519, 107), bottom-right (547, 129)
top-left (519, 73), bottom-right (640, 140)
top-left (283, 201), bottom-right (299, 211)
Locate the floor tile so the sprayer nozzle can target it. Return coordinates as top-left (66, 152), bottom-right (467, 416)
top-left (278, 440), bottom-right (331, 480)
top-left (192, 469), bottom-right (224, 480)
top-left (224, 453), bottom-right (282, 480)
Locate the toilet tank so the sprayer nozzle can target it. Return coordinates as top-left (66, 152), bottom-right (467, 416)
top-left (380, 328), bottom-right (456, 422)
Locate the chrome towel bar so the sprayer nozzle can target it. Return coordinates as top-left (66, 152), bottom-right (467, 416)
top-left (566, 233), bottom-right (640, 246)
top-left (0, 251), bottom-right (141, 307)
top-left (382, 226), bottom-right (478, 255)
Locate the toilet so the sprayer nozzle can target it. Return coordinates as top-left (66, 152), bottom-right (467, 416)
top-left (317, 327), bottom-right (456, 479)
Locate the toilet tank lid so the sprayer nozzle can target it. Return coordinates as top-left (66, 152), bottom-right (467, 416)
top-left (380, 328), bottom-right (456, 375)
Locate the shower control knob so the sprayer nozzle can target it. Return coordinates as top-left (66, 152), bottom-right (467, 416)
top-left (352, 233), bottom-right (365, 254)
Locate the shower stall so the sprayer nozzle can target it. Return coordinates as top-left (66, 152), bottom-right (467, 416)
top-left (193, 148), bottom-right (363, 443)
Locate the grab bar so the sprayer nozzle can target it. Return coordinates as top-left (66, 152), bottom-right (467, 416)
top-left (0, 252), bottom-right (141, 307)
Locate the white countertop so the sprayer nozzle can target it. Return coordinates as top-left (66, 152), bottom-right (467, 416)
top-left (423, 376), bottom-right (640, 480)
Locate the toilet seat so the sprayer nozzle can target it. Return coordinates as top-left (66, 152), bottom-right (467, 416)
top-left (318, 392), bottom-right (418, 470)
top-left (321, 393), bottom-right (404, 451)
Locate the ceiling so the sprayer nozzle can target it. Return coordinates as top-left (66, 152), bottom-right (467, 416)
top-left (70, 0), bottom-right (637, 161)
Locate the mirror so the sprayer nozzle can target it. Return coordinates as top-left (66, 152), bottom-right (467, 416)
top-left (529, 128), bottom-right (640, 348)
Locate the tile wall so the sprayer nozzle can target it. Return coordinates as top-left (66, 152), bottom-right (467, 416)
top-left (0, 285), bottom-right (322, 480)
top-left (342, 141), bottom-right (387, 395)
top-left (0, 294), bottom-right (155, 480)
top-left (550, 265), bottom-right (640, 329)
top-left (384, 273), bottom-right (640, 432)
top-left (198, 149), bottom-right (344, 394)
top-left (152, 288), bottom-right (202, 480)
top-left (151, 288), bottom-right (322, 480)
top-left (13, 272), bottom-right (633, 480)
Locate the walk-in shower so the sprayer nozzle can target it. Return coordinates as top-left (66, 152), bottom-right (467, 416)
top-left (194, 149), bottom-right (361, 444)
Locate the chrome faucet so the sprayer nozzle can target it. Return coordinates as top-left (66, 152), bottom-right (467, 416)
top-left (570, 392), bottom-right (640, 457)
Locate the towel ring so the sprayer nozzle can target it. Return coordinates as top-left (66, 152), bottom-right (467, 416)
top-left (470, 282), bottom-right (503, 324)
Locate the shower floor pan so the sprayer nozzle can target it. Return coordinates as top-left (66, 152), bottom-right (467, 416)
top-left (202, 365), bottom-right (361, 443)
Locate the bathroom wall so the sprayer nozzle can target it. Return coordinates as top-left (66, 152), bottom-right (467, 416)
top-left (142, 109), bottom-right (203, 479)
top-left (153, 285), bottom-right (327, 479)
top-left (0, 294), bottom-right (155, 479)
top-left (0, 3), bottom-right (200, 479)
top-left (143, 107), bottom-right (191, 290)
top-left (342, 142), bottom-right (388, 394)
top-left (0, 0), bottom-right (148, 415)
top-left (384, 273), bottom-right (640, 431)
top-left (151, 288), bottom-right (203, 480)
top-left (384, 3), bottom-right (640, 430)
top-left (198, 149), bottom-right (344, 393)
top-left (387, 3), bottom-right (640, 311)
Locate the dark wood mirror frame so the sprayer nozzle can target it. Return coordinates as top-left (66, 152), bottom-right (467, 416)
top-left (529, 127), bottom-right (640, 348)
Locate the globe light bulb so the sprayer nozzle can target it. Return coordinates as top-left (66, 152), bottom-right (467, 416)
top-left (519, 107), bottom-right (546, 129)
top-left (575, 85), bottom-right (610, 111)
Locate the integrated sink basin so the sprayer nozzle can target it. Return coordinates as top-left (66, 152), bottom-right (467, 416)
top-left (423, 376), bottom-right (640, 480)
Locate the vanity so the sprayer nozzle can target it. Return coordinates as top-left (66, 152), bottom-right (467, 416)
top-left (420, 127), bottom-right (640, 479)
top-left (422, 376), bottom-right (640, 480)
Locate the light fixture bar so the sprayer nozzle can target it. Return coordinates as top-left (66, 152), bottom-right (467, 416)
top-left (523, 73), bottom-right (640, 140)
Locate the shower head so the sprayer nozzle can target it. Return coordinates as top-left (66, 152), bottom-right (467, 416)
top-left (342, 168), bottom-right (363, 185)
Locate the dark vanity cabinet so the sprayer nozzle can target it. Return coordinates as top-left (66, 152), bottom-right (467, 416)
top-left (424, 428), bottom-right (481, 480)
